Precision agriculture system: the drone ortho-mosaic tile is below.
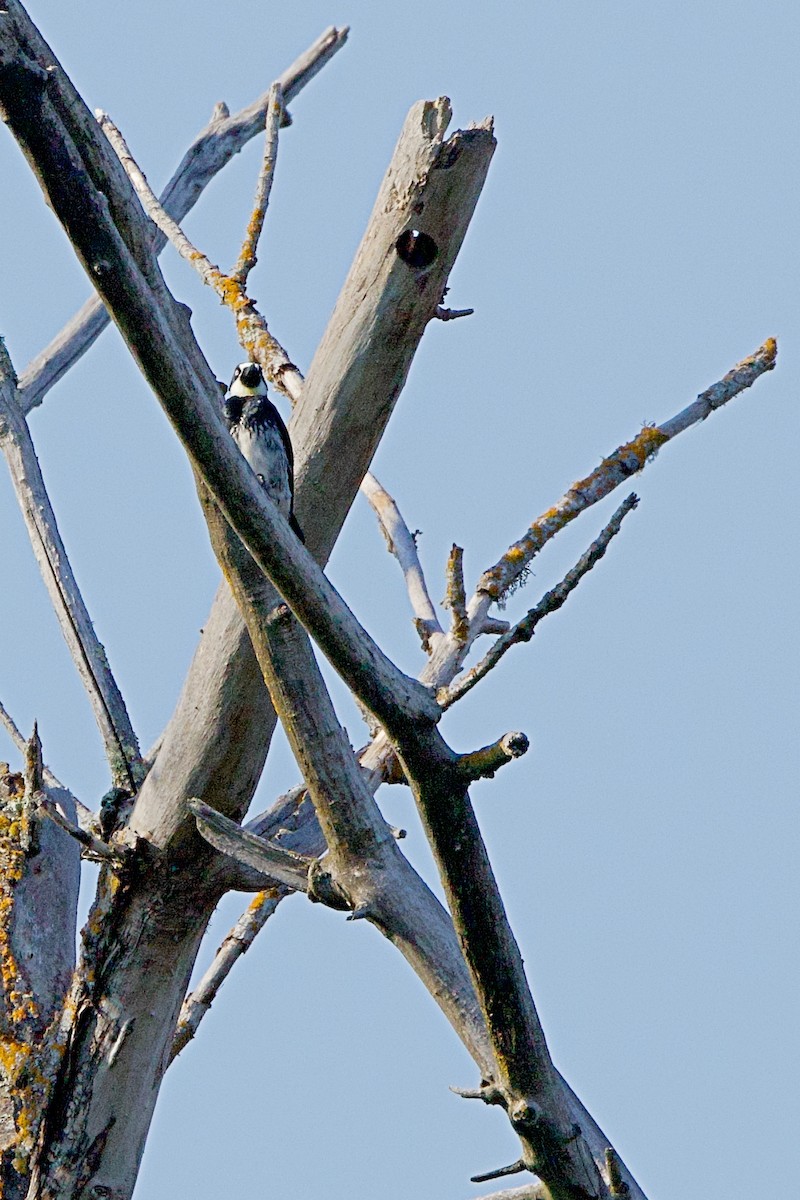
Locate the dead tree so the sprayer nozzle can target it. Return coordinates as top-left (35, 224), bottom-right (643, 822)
top-left (0, 4), bottom-right (776, 1199)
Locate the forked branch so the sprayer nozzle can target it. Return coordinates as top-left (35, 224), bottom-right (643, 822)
top-left (441, 494), bottom-right (640, 709)
top-left (479, 340), bottom-right (776, 604)
top-left (97, 111), bottom-right (303, 402)
top-left (18, 24), bottom-right (349, 412)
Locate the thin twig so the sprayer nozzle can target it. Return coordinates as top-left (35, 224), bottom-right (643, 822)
top-left (231, 83), bottom-right (283, 286)
top-left (96, 111), bottom-right (303, 404)
top-left (479, 339), bottom-right (777, 604)
top-left (472, 1160), bottom-right (527, 1185)
top-left (361, 471), bottom-right (443, 652)
top-left (361, 339), bottom-right (779, 784)
top-left (36, 792), bottom-right (120, 864)
top-left (0, 698), bottom-right (90, 824)
top-left (18, 25), bottom-right (349, 413)
top-left (170, 889), bottom-right (284, 1061)
top-left (440, 494), bottom-right (639, 709)
top-left (0, 343), bottom-right (143, 792)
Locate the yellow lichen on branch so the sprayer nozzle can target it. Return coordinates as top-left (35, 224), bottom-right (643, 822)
top-left (479, 338), bottom-right (776, 603)
top-left (0, 767), bottom-right (42, 1173)
top-left (480, 425), bottom-right (667, 600)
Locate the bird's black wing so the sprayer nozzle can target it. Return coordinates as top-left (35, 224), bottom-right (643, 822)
top-left (260, 398), bottom-right (304, 543)
top-left (223, 393), bottom-right (244, 428)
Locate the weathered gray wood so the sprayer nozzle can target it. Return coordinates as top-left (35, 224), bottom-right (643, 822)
top-left (198, 496), bottom-right (496, 1068)
top-left (0, 15), bottom-right (499, 1192)
top-left (170, 889), bottom-right (286, 1063)
top-left (5, 13), bottom-right (645, 1196)
top-left (188, 798), bottom-right (313, 892)
top-left (295, 98), bottom-right (496, 559)
top-left (361, 471), bottom-right (444, 650)
top-left (137, 95), bottom-right (496, 852)
top-left (0, 760), bottom-right (79, 1193)
top-left (17, 25), bottom-right (349, 413)
top-left (0, 345), bottom-right (142, 791)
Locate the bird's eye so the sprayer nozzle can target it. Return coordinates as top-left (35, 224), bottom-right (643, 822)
top-left (233, 366), bottom-right (241, 378)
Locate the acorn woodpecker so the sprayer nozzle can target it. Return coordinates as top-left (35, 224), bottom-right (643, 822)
top-left (224, 362), bottom-right (304, 541)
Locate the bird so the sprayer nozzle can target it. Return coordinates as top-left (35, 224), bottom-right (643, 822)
top-left (223, 362), bottom-right (304, 541)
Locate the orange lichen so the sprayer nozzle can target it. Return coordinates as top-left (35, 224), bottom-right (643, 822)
top-left (0, 781), bottom-right (43, 1172)
top-left (623, 423), bottom-right (669, 461)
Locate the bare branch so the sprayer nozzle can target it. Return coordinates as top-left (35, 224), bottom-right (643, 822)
top-left (457, 731), bottom-right (529, 782)
top-left (480, 617), bottom-right (511, 636)
top-left (295, 100), bottom-right (496, 562)
top-left (157, 26), bottom-right (349, 214)
top-left (201, 435), bottom-right (612, 1192)
top-left (36, 792), bottom-right (120, 865)
top-left (0, 698), bottom-right (26, 758)
top-left (0, 22), bottom-right (503, 1194)
top-left (472, 1161), bottom-right (528, 1185)
top-left (0, 697), bottom-right (86, 815)
top-left (443, 544), bottom-right (469, 642)
top-left (188, 798), bottom-right (315, 893)
top-left (0, 341), bottom-right (143, 792)
top-left (170, 890), bottom-right (285, 1062)
top-left (99, 92), bottom-right (495, 866)
top-left (467, 1184), bottom-right (549, 1200)
top-left (361, 471), bottom-right (443, 651)
top-left (18, 25), bottom-right (349, 413)
top-left (27, 726), bottom-right (115, 862)
top-left (231, 82), bottom-right (283, 285)
top-left (197, 484), bottom-right (494, 1060)
top-left (0, 723), bottom-right (80, 1179)
top-left (23, 102), bottom-right (438, 733)
top-left (441, 494), bottom-right (640, 709)
top-left (480, 339), bottom-right (777, 604)
top-left (365, 338), bottom-right (780, 775)
top-left (98, 109), bottom-right (303, 403)
top-left (436, 305), bottom-right (474, 321)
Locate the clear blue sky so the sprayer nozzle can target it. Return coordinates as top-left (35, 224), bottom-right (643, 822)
top-left (0, 3), bottom-right (797, 1197)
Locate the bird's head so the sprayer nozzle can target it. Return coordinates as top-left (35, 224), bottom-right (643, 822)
top-left (225, 362), bottom-right (267, 425)
top-left (228, 361), bottom-right (267, 396)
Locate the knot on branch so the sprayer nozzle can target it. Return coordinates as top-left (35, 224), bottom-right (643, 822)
top-left (306, 859), bottom-right (351, 912)
top-left (266, 601), bottom-right (293, 629)
top-left (413, 616), bottom-right (440, 654)
top-left (509, 1096), bottom-right (543, 1131)
top-left (457, 731), bottom-right (530, 782)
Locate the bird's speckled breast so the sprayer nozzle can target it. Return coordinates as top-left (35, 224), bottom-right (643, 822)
top-left (232, 419), bottom-right (292, 516)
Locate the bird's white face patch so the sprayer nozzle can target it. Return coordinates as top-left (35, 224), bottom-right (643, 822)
top-left (228, 362), bottom-right (268, 398)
